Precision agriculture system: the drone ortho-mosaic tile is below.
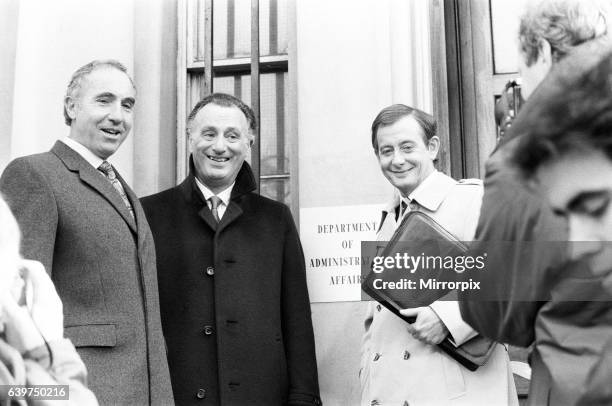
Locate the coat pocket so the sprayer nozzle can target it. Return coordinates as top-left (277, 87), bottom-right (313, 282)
top-left (64, 324), bottom-right (117, 347)
top-left (441, 351), bottom-right (466, 400)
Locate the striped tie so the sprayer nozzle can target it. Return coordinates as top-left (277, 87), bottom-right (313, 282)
top-left (209, 196), bottom-right (222, 223)
top-left (98, 161), bottom-right (135, 220)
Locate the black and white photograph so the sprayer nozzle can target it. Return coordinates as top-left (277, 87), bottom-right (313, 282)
top-left (1, 0), bottom-right (612, 405)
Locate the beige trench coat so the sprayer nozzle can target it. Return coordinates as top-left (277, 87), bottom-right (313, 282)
top-left (360, 171), bottom-right (518, 406)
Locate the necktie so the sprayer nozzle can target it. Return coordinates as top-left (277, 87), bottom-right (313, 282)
top-left (98, 161), bottom-right (135, 220)
top-left (209, 196), bottom-right (222, 223)
top-left (395, 200), bottom-right (408, 221)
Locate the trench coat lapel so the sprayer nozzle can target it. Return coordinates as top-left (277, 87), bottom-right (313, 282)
top-left (51, 141), bottom-right (137, 233)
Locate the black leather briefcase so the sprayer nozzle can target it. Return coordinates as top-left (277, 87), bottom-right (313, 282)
top-left (362, 211), bottom-right (496, 371)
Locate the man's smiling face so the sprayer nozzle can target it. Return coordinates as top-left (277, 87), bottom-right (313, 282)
top-left (188, 103), bottom-right (252, 194)
top-left (375, 115), bottom-right (438, 197)
top-left (65, 66), bottom-right (135, 159)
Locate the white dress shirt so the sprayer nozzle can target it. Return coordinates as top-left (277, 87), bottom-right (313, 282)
top-left (60, 136), bottom-right (105, 170)
top-left (194, 177), bottom-right (234, 220)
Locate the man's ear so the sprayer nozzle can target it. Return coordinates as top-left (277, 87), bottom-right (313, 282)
top-left (427, 136), bottom-right (440, 160)
top-left (64, 96), bottom-right (78, 122)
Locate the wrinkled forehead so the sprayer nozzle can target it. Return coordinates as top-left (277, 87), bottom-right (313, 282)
top-left (78, 66), bottom-right (136, 98)
top-left (376, 116), bottom-right (428, 147)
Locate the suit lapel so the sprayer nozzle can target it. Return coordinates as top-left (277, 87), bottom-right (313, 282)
top-left (114, 170), bottom-right (140, 233)
top-left (183, 158), bottom-right (253, 233)
top-left (198, 206), bottom-right (218, 231)
top-left (197, 201), bottom-right (244, 233)
top-left (51, 141), bottom-right (137, 234)
top-left (217, 201), bottom-right (243, 233)
top-left (190, 181), bottom-right (244, 232)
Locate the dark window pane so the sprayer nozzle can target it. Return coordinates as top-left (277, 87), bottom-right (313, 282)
top-left (213, 0), bottom-right (288, 59)
top-left (213, 72), bottom-right (288, 177)
top-left (260, 178), bottom-right (290, 207)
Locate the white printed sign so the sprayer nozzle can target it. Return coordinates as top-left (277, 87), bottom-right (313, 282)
top-left (300, 204), bottom-right (384, 303)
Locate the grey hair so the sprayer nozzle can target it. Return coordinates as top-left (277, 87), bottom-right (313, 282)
top-left (519, 0), bottom-right (611, 66)
top-left (186, 93), bottom-right (257, 135)
top-left (63, 59), bottom-right (135, 126)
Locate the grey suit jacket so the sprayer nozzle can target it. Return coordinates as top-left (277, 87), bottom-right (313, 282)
top-left (0, 141), bottom-right (173, 405)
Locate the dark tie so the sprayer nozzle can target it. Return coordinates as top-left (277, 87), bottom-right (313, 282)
top-left (209, 196), bottom-right (222, 223)
top-left (395, 200), bottom-right (408, 221)
top-left (98, 161), bottom-right (135, 220)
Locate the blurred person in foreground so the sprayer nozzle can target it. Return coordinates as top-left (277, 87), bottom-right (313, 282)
top-left (360, 104), bottom-right (517, 406)
top-left (512, 48), bottom-right (612, 406)
top-left (0, 195), bottom-right (97, 405)
top-left (458, 0), bottom-right (612, 404)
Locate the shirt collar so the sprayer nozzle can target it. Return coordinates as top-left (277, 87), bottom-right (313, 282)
top-left (60, 137), bottom-right (105, 169)
top-left (408, 170), bottom-right (456, 212)
top-left (383, 170), bottom-right (456, 214)
top-left (194, 177), bottom-right (234, 206)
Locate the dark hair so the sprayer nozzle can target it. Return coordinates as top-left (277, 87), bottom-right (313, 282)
top-left (518, 0), bottom-right (610, 66)
top-left (64, 59), bottom-right (134, 126)
top-left (371, 104), bottom-right (437, 153)
top-left (513, 49), bottom-right (612, 177)
top-left (187, 93), bottom-right (257, 133)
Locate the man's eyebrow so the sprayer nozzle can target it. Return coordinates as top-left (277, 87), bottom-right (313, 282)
top-left (567, 190), bottom-right (610, 212)
top-left (198, 126), bottom-right (216, 133)
top-left (224, 127), bottom-right (243, 134)
top-left (95, 92), bottom-right (117, 99)
top-left (552, 207), bottom-right (566, 217)
top-left (122, 97), bottom-right (136, 105)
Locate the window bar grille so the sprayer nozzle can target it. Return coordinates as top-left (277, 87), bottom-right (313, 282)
top-left (202, 0), bottom-right (213, 98)
top-left (251, 0), bottom-right (261, 193)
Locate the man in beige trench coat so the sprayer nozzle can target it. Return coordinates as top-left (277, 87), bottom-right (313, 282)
top-left (360, 104), bottom-right (518, 405)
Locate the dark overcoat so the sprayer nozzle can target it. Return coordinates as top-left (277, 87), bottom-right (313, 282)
top-left (0, 141), bottom-right (173, 405)
top-left (141, 160), bottom-right (321, 406)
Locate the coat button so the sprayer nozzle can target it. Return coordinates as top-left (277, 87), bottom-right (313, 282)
top-left (206, 266), bottom-right (214, 276)
top-left (404, 350), bottom-right (411, 360)
top-left (196, 388), bottom-right (206, 399)
top-left (373, 353), bottom-right (381, 361)
top-left (376, 304), bottom-right (382, 312)
top-left (203, 325), bottom-right (214, 335)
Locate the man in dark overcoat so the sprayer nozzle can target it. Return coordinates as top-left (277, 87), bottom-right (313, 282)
top-left (0, 60), bottom-right (173, 405)
top-left (141, 93), bottom-right (320, 406)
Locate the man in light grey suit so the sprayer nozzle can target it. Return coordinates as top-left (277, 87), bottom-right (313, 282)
top-left (0, 60), bottom-right (173, 405)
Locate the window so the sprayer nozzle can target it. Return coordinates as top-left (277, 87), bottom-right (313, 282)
top-left (177, 0), bottom-right (297, 213)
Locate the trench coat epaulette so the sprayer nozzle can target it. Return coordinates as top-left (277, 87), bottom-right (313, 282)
top-left (457, 178), bottom-right (483, 187)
